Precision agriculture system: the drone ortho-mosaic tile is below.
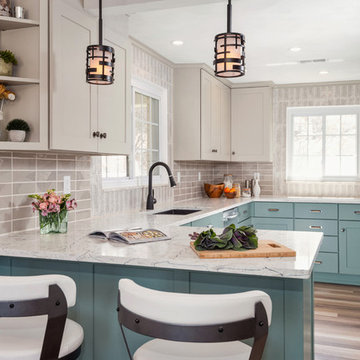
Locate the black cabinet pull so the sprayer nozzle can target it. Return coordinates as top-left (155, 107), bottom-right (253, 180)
top-left (212, 149), bottom-right (218, 153)
top-left (92, 131), bottom-right (100, 138)
top-left (100, 133), bottom-right (107, 139)
top-left (232, 151), bottom-right (235, 155)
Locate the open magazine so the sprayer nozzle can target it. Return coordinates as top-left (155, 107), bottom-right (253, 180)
top-left (88, 228), bottom-right (171, 245)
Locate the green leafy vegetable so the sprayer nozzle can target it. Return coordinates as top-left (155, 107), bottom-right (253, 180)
top-left (191, 224), bottom-right (258, 251)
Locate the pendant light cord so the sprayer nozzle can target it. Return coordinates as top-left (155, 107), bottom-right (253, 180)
top-left (227, 0), bottom-right (232, 33)
top-left (99, 0), bottom-right (103, 45)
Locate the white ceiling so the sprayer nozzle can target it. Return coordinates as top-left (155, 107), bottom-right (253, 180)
top-left (128, 0), bottom-right (360, 84)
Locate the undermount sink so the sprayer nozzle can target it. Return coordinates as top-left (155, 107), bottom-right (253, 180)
top-left (154, 209), bottom-right (201, 215)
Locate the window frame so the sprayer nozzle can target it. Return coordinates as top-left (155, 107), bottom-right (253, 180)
top-left (102, 78), bottom-right (168, 189)
top-left (286, 105), bottom-right (360, 182)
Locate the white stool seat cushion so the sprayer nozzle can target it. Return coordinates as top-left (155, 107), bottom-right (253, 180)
top-left (134, 339), bottom-right (252, 360)
top-left (0, 317), bottom-right (84, 360)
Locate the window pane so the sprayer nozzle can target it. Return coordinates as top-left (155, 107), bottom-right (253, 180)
top-left (326, 115), bottom-right (340, 135)
top-left (152, 125), bottom-right (159, 150)
top-left (308, 156), bottom-right (322, 178)
top-left (341, 115), bottom-right (357, 134)
top-left (293, 136), bottom-right (308, 155)
top-left (308, 136), bottom-right (322, 155)
top-left (291, 156), bottom-right (308, 178)
top-left (151, 98), bottom-right (159, 125)
top-left (341, 135), bottom-right (357, 156)
top-left (325, 156), bottom-right (340, 176)
top-left (309, 116), bottom-right (322, 135)
top-left (326, 136), bottom-right (340, 156)
top-left (102, 156), bottom-right (128, 178)
top-left (341, 156), bottom-right (357, 176)
top-left (293, 116), bottom-right (307, 135)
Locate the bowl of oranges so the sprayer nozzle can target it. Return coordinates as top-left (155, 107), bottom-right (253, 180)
top-left (224, 187), bottom-right (236, 199)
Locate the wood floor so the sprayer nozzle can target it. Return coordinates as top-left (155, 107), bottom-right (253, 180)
top-left (314, 282), bottom-right (360, 360)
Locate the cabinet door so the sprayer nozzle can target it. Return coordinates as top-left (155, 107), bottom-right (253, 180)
top-left (339, 221), bottom-right (360, 275)
top-left (50, 0), bottom-right (98, 152)
top-left (231, 87), bottom-right (272, 162)
top-left (98, 30), bottom-right (131, 155)
top-left (201, 70), bottom-right (230, 161)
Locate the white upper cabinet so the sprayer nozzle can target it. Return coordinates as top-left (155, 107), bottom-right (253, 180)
top-left (201, 70), bottom-right (230, 161)
top-left (50, 0), bottom-right (97, 152)
top-left (97, 30), bottom-right (131, 155)
top-left (231, 87), bottom-right (273, 162)
top-left (174, 66), bottom-right (231, 161)
top-left (50, 0), bottom-right (130, 155)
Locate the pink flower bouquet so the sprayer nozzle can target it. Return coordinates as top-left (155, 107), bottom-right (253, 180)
top-left (29, 189), bottom-right (77, 234)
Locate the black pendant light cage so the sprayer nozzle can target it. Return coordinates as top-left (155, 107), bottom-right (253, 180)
top-left (86, 0), bottom-right (115, 85)
top-left (214, 0), bottom-right (246, 78)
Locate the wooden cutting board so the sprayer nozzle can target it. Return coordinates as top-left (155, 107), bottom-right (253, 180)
top-left (190, 240), bottom-right (296, 259)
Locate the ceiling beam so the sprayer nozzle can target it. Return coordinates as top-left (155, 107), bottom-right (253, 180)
top-left (83, 0), bottom-right (224, 14)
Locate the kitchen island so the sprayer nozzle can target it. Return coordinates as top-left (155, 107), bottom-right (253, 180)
top-left (0, 205), bottom-right (323, 360)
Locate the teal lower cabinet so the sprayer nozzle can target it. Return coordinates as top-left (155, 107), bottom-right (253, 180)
top-left (252, 217), bottom-right (294, 231)
top-left (314, 253), bottom-right (338, 273)
top-left (339, 221), bottom-right (360, 275)
top-left (0, 257), bottom-right (313, 360)
top-left (238, 217), bottom-right (253, 227)
top-left (190, 213), bottom-right (224, 228)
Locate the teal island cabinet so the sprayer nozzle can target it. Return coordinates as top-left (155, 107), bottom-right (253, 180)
top-left (0, 211), bottom-right (322, 360)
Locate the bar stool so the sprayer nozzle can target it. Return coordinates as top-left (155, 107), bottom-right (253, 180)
top-left (118, 279), bottom-right (272, 360)
top-left (0, 275), bottom-right (84, 360)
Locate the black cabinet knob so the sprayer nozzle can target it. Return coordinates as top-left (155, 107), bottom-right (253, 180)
top-left (92, 131), bottom-right (100, 138)
top-left (100, 132), bottom-right (107, 139)
top-left (232, 151), bottom-right (235, 155)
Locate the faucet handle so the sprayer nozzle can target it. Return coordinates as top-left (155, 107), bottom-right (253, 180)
top-left (152, 189), bottom-right (157, 204)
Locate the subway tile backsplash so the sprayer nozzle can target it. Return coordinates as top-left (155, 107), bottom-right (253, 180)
top-left (174, 161), bottom-right (274, 202)
top-left (0, 152), bottom-right (91, 235)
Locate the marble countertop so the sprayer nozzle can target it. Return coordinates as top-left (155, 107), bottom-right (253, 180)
top-left (0, 196), bottom-right (326, 279)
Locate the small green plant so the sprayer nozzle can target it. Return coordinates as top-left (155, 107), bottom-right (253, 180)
top-left (0, 50), bottom-right (17, 65)
top-left (6, 119), bottom-right (30, 132)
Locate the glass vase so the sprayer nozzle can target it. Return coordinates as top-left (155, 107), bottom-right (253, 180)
top-left (39, 211), bottom-right (68, 235)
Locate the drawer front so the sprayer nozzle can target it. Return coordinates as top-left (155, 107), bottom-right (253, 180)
top-left (238, 217), bottom-right (253, 227)
top-left (314, 252), bottom-right (339, 273)
top-left (295, 203), bottom-right (337, 220)
top-left (339, 204), bottom-right (360, 220)
top-left (320, 236), bottom-right (338, 253)
top-left (238, 203), bottom-right (252, 223)
top-left (294, 219), bottom-right (338, 236)
top-left (252, 217), bottom-right (294, 231)
top-left (254, 202), bottom-right (293, 218)
top-left (191, 213), bottom-right (224, 228)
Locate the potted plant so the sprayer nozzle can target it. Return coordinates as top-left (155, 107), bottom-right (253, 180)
top-left (29, 190), bottom-right (77, 235)
top-left (0, 50), bottom-right (17, 76)
top-left (6, 118), bottom-right (30, 142)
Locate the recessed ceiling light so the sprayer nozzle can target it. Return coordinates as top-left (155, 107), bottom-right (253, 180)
top-left (172, 40), bottom-right (184, 46)
top-left (290, 47), bottom-right (302, 52)
top-left (319, 70), bottom-right (329, 75)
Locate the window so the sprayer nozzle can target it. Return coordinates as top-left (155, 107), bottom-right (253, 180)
top-left (102, 79), bottom-right (167, 188)
top-left (287, 106), bottom-right (360, 181)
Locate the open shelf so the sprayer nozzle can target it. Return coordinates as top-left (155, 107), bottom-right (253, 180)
top-left (0, 16), bottom-right (39, 31)
top-left (0, 76), bottom-right (39, 85)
